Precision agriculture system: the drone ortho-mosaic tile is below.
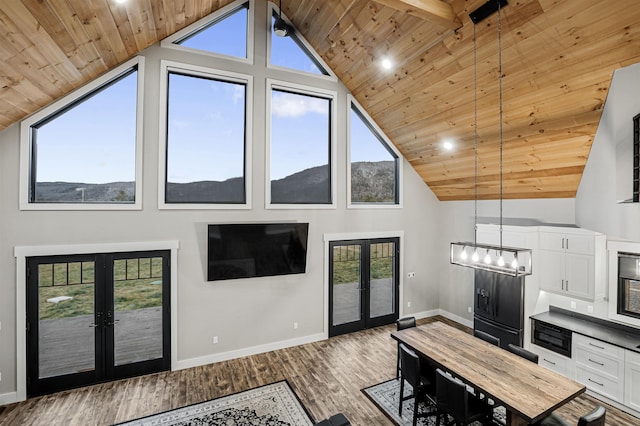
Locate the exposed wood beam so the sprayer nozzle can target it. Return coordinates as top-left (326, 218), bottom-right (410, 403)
top-left (374, 0), bottom-right (462, 30)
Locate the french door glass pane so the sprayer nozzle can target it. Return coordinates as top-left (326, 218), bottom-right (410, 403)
top-left (369, 242), bottom-right (396, 318)
top-left (38, 261), bottom-right (95, 378)
top-left (332, 244), bottom-right (361, 326)
top-left (113, 257), bottom-right (164, 366)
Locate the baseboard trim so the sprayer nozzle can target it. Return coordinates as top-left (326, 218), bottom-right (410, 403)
top-left (0, 391), bottom-right (18, 406)
top-left (437, 309), bottom-right (473, 328)
top-left (176, 332), bottom-right (327, 371)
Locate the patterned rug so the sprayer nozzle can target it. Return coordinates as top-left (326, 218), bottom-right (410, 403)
top-left (116, 380), bottom-right (315, 426)
top-left (362, 378), bottom-right (506, 426)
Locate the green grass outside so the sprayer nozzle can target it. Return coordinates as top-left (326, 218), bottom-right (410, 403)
top-left (38, 258), bottom-right (163, 320)
top-left (332, 243), bottom-right (394, 284)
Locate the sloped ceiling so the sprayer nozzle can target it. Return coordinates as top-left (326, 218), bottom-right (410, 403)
top-left (1, 0), bottom-right (640, 200)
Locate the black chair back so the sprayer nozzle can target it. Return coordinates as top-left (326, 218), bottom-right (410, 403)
top-left (397, 317), bottom-right (416, 331)
top-left (474, 329), bottom-right (500, 346)
top-left (507, 343), bottom-right (539, 363)
top-left (399, 343), bottom-right (421, 389)
top-left (435, 369), bottom-right (468, 424)
top-left (578, 405), bottom-right (606, 426)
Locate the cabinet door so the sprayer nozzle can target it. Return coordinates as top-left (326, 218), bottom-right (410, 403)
top-left (626, 350), bottom-right (640, 412)
top-left (539, 250), bottom-right (565, 293)
top-left (565, 253), bottom-right (594, 299)
top-left (564, 234), bottom-right (595, 256)
top-left (540, 232), bottom-right (566, 252)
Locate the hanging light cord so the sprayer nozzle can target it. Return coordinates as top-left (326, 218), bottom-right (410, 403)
top-left (474, 23), bottom-right (478, 246)
top-left (498, 1), bottom-right (504, 251)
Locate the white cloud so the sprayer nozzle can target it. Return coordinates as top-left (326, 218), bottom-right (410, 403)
top-left (271, 92), bottom-right (327, 117)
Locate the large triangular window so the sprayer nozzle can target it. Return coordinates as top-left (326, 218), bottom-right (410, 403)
top-left (349, 99), bottom-right (400, 205)
top-left (269, 6), bottom-right (331, 76)
top-left (164, 1), bottom-right (250, 61)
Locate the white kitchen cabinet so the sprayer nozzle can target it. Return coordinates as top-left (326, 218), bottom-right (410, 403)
top-left (573, 334), bottom-right (625, 402)
top-left (538, 227), bottom-right (606, 300)
top-left (626, 350), bottom-right (640, 412)
top-left (530, 343), bottom-right (574, 378)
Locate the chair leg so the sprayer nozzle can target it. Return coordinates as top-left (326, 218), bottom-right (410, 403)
top-left (396, 344), bottom-right (401, 379)
top-left (436, 410), bottom-right (441, 426)
top-left (398, 378), bottom-right (404, 416)
top-left (412, 393), bottom-right (419, 426)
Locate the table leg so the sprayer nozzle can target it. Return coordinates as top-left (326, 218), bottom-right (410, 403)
top-left (506, 410), bottom-right (530, 426)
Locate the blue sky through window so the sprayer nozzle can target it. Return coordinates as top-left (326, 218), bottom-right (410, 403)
top-left (176, 5), bottom-right (248, 58)
top-left (34, 72), bottom-right (137, 184)
top-left (270, 89), bottom-right (330, 180)
top-left (350, 106), bottom-right (396, 163)
top-left (167, 73), bottom-right (246, 183)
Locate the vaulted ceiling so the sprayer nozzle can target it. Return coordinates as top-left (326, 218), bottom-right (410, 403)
top-left (1, 0), bottom-right (639, 200)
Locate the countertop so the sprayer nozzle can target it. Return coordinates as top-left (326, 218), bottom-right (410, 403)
top-left (530, 307), bottom-right (640, 353)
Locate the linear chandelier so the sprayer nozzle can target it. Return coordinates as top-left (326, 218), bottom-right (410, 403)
top-left (450, 0), bottom-right (532, 277)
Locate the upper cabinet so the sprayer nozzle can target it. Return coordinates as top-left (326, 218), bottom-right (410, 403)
top-left (538, 227), bottom-right (606, 301)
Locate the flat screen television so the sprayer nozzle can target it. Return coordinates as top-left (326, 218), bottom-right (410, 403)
top-left (207, 222), bottom-right (309, 281)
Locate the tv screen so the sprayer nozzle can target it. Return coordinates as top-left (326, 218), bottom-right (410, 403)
top-left (207, 223), bottom-right (309, 281)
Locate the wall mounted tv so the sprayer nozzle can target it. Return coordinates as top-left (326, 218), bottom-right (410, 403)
top-left (207, 222), bottom-right (309, 281)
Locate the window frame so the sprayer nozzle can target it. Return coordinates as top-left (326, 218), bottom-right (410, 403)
top-left (19, 56), bottom-right (145, 211)
top-left (158, 60), bottom-right (253, 210)
top-left (160, 0), bottom-right (254, 65)
top-left (347, 95), bottom-right (403, 209)
top-left (266, 79), bottom-right (337, 209)
top-left (266, 2), bottom-right (337, 81)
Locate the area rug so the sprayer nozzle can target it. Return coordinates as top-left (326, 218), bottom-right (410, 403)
top-left (116, 380), bottom-right (315, 426)
top-left (362, 378), bottom-right (506, 426)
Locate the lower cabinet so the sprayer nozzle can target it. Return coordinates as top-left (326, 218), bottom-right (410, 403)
top-left (531, 343), bottom-right (574, 378)
top-left (573, 334), bottom-right (625, 402)
top-left (626, 350), bottom-right (640, 412)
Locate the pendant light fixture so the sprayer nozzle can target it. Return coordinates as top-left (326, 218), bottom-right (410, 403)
top-left (450, 0), bottom-right (532, 277)
top-left (273, 0), bottom-right (289, 37)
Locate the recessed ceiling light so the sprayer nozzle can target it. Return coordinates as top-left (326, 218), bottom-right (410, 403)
top-left (115, 0), bottom-right (127, 4)
top-left (381, 58), bottom-right (393, 70)
top-left (443, 140), bottom-right (454, 150)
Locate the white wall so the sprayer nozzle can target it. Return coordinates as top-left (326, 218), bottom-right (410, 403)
top-left (0, 2), bottom-right (442, 400)
top-left (577, 62), bottom-right (640, 241)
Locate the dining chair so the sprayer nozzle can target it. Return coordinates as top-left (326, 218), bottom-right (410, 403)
top-left (535, 405), bottom-right (606, 426)
top-left (473, 329), bottom-right (500, 346)
top-left (396, 316), bottom-right (416, 378)
top-left (507, 343), bottom-right (539, 363)
top-left (398, 343), bottom-right (437, 426)
top-left (434, 368), bottom-right (490, 426)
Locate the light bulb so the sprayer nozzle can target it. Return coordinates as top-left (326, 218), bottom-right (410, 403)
top-left (460, 249), bottom-right (468, 261)
top-left (484, 251), bottom-right (491, 264)
top-left (497, 255), bottom-right (505, 267)
top-left (472, 250), bottom-right (479, 262)
top-left (511, 258), bottom-right (518, 269)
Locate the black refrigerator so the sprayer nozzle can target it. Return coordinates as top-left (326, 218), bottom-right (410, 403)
top-left (473, 269), bottom-right (524, 349)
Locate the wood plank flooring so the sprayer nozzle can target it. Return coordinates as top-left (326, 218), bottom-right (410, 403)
top-left (1, 316), bottom-right (638, 425)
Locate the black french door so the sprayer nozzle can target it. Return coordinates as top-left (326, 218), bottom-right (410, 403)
top-left (26, 251), bottom-right (171, 397)
top-left (329, 238), bottom-right (400, 337)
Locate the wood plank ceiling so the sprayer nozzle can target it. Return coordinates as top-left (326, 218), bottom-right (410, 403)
top-left (1, 0), bottom-right (640, 200)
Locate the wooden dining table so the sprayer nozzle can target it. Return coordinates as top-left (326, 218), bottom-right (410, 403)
top-left (391, 321), bottom-right (586, 426)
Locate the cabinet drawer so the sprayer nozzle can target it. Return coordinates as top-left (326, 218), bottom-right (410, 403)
top-left (576, 365), bottom-right (623, 401)
top-left (531, 344), bottom-right (571, 376)
top-left (575, 347), bottom-right (623, 379)
top-left (573, 334), bottom-right (624, 359)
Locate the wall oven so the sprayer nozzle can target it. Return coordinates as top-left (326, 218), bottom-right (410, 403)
top-left (532, 319), bottom-right (572, 358)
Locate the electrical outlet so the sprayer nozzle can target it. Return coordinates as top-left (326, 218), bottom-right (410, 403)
top-left (407, 301), bottom-right (411, 308)
top-left (587, 305), bottom-right (594, 314)
top-left (0, 371), bottom-right (2, 382)
top-left (468, 306), bottom-right (472, 313)
top-left (293, 322), bottom-right (298, 329)
top-left (212, 336), bottom-right (218, 344)
top-left (407, 272), bottom-right (416, 278)
top-left (570, 301), bottom-right (577, 309)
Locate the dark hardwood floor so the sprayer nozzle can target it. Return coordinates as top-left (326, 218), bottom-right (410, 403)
top-left (0, 316), bottom-right (638, 425)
